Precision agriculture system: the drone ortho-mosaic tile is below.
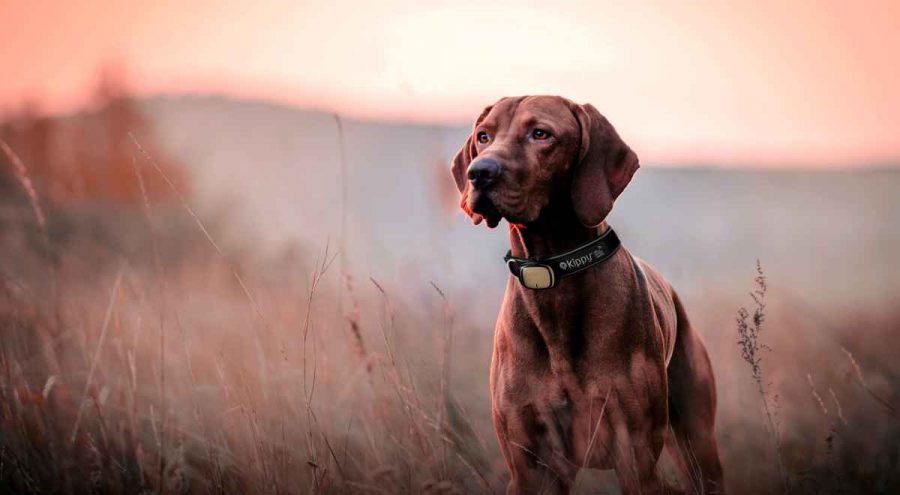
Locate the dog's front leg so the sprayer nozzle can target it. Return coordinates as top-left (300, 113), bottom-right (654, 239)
top-left (610, 423), bottom-right (673, 495)
top-left (493, 406), bottom-right (577, 495)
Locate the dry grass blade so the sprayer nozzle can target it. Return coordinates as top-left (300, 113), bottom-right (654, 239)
top-left (70, 261), bottom-right (127, 443)
top-left (806, 374), bottom-right (828, 416)
top-left (1, 137), bottom-right (62, 332)
top-left (0, 138), bottom-right (47, 234)
top-left (581, 389), bottom-right (611, 469)
top-left (129, 133), bottom-right (268, 334)
top-left (334, 113), bottom-right (348, 319)
top-left (841, 346), bottom-right (898, 420)
top-left (573, 388), bottom-right (611, 493)
top-left (509, 441), bottom-right (566, 486)
top-left (431, 281), bottom-right (452, 477)
top-left (128, 151), bottom-right (170, 494)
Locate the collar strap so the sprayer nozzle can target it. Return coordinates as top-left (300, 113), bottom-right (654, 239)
top-left (504, 228), bottom-right (621, 290)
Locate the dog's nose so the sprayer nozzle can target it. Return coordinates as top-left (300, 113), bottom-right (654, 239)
top-left (467, 158), bottom-right (502, 189)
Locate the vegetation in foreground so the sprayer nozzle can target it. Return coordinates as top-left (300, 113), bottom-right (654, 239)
top-left (1, 100), bottom-right (898, 493)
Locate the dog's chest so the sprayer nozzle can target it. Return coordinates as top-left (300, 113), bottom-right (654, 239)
top-left (492, 366), bottom-right (627, 467)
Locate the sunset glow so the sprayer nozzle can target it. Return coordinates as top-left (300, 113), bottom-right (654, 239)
top-left (2, 0), bottom-right (899, 166)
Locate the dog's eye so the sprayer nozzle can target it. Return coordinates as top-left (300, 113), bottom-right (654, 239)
top-left (476, 131), bottom-right (490, 144)
top-left (531, 128), bottom-right (551, 140)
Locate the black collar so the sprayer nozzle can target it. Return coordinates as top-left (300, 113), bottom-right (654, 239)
top-left (504, 228), bottom-right (621, 290)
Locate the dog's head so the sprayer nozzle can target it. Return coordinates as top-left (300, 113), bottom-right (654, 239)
top-left (451, 95), bottom-right (639, 228)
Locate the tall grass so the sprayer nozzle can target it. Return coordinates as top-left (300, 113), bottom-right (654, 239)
top-left (0, 138), bottom-right (497, 494)
top-left (735, 260), bottom-right (789, 491)
top-left (732, 262), bottom-right (900, 494)
top-left (1, 137), bottom-right (899, 494)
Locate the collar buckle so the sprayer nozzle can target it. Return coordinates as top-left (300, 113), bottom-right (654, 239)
top-left (515, 263), bottom-right (556, 290)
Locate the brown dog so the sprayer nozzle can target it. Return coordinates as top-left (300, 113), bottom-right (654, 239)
top-left (451, 96), bottom-right (723, 494)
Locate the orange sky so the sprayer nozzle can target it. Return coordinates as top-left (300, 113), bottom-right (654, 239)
top-left (2, 0), bottom-right (899, 167)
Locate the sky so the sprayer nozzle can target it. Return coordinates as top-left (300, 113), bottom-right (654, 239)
top-left (2, 0), bottom-right (899, 167)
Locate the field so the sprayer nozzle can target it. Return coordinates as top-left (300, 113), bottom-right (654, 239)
top-left (1, 95), bottom-right (898, 494)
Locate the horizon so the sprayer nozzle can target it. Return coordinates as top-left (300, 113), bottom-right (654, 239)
top-left (9, 90), bottom-right (900, 170)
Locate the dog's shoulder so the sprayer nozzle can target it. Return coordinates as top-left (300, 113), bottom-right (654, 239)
top-left (626, 252), bottom-right (679, 364)
top-left (626, 252), bottom-right (674, 298)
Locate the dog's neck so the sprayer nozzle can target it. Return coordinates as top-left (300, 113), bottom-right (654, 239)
top-left (508, 203), bottom-right (609, 260)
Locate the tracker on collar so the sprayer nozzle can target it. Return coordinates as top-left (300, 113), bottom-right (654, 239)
top-left (504, 228), bottom-right (621, 290)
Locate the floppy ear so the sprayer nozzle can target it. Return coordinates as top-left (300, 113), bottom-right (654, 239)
top-left (569, 103), bottom-right (640, 228)
top-left (451, 104), bottom-right (494, 224)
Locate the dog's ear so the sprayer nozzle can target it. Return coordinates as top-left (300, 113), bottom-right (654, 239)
top-left (451, 104), bottom-right (494, 192)
top-left (451, 103), bottom-right (494, 224)
top-left (569, 103), bottom-right (639, 228)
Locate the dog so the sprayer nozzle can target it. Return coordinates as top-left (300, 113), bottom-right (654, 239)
top-left (451, 96), bottom-right (723, 494)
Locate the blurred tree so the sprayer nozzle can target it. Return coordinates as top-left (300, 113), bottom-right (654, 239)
top-left (0, 66), bottom-right (188, 208)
